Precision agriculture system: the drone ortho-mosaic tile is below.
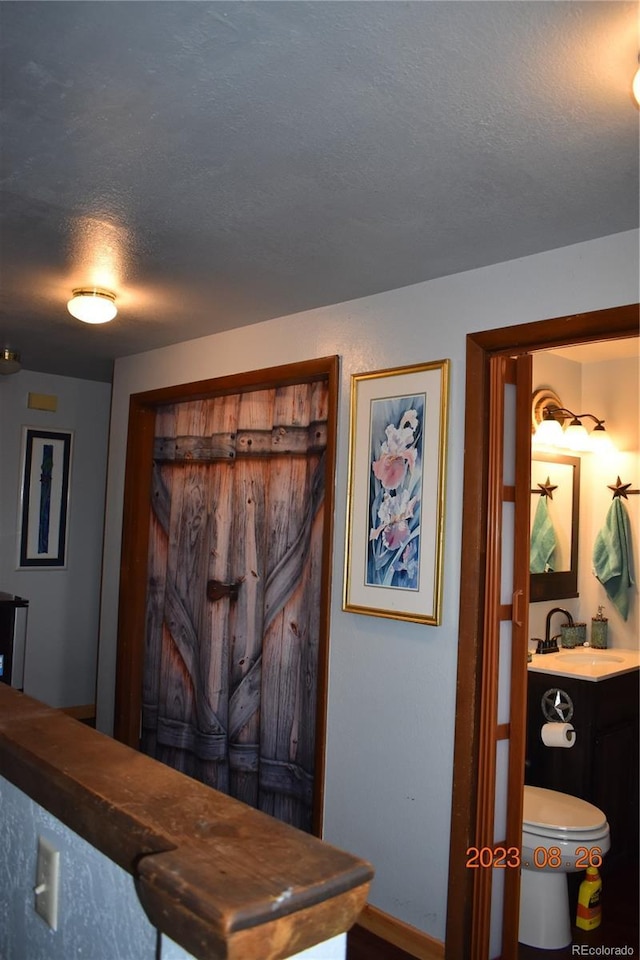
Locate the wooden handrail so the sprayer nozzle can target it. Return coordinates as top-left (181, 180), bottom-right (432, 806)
top-left (0, 685), bottom-right (373, 960)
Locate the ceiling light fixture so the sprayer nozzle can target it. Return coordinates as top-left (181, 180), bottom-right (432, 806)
top-left (0, 349), bottom-right (21, 375)
top-left (67, 288), bottom-right (117, 324)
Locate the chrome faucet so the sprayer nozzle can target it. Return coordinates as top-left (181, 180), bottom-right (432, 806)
top-left (535, 607), bottom-right (574, 654)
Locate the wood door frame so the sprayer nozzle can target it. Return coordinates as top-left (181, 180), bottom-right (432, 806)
top-left (445, 304), bottom-right (639, 958)
top-left (113, 356), bottom-right (340, 837)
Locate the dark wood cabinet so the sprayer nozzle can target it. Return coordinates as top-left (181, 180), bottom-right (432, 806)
top-left (525, 668), bottom-right (639, 872)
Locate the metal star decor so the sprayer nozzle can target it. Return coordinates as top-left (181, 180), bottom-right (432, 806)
top-left (542, 688), bottom-right (574, 723)
top-left (536, 476), bottom-right (558, 500)
top-left (607, 477), bottom-right (639, 500)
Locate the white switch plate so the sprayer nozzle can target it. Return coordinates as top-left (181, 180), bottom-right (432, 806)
top-left (35, 836), bottom-right (59, 931)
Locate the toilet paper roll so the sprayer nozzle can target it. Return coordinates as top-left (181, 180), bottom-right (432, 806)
top-left (541, 722), bottom-right (576, 748)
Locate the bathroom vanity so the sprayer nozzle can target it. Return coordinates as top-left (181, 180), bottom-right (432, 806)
top-left (526, 650), bottom-right (639, 872)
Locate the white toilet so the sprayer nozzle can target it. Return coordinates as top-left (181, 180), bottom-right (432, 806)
top-left (518, 785), bottom-right (610, 950)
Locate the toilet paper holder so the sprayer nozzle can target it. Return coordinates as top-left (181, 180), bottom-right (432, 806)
top-left (541, 722), bottom-right (576, 747)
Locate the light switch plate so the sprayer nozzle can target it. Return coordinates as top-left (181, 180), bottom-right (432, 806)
top-left (35, 836), bottom-right (59, 931)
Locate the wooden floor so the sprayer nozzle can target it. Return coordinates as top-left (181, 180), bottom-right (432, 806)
top-left (347, 924), bottom-right (415, 960)
top-left (347, 859), bottom-right (639, 959)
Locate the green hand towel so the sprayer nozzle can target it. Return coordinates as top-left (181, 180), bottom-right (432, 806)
top-left (592, 499), bottom-right (635, 620)
top-left (530, 496), bottom-right (557, 574)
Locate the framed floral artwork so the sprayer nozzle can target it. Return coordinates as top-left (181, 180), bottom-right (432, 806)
top-left (343, 359), bottom-right (449, 624)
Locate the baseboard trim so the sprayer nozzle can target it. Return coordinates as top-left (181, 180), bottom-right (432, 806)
top-left (59, 704), bottom-right (96, 721)
top-left (356, 903), bottom-right (445, 960)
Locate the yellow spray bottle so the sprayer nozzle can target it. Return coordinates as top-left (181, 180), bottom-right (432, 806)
top-left (576, 866), bottom-right (602, 931)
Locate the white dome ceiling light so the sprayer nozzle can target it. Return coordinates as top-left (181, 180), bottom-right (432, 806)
top-left (67, 288), bottom-right (117, 324)
top-left (0, 349), bottom-right (21, 375)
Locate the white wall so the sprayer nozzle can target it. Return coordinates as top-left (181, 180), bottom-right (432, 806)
top-left (580, 354), bottom-right (639, 647)
top-left (96, 229), bottom-right (639, 942)
top-left (0, 371), bottom-right (111, 707)
top-left (529, 349), bottom-right (639, 649)
top-left (0, 775), bottom-right (344, 960)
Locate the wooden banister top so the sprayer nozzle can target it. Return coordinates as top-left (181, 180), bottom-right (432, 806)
top-left (0, 686), bottom-right (373, 960)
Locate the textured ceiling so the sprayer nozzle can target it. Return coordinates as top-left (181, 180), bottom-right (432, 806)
top-left (1, 1), bottom-right (638, 382)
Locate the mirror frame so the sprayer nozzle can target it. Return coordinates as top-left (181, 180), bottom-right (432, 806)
top-left (530, 452), bottom-right (580, 602)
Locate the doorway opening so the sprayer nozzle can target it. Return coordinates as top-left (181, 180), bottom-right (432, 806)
top-left (445, 304), bottom-right (639, 959)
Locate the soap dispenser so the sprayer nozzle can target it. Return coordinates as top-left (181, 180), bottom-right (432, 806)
top-left (591, 606), bottom-right (608, 649)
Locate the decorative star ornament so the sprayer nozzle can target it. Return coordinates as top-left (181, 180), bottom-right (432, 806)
top-left (608, 476), bottom-right (634, 499)
top-left (542, 688), bottom-right (574, 723)
top-left (536, 476), bottom-right (558, 500)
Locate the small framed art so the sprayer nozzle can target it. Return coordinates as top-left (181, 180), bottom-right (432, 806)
top-left (18, 427), bottom-right (73, 569)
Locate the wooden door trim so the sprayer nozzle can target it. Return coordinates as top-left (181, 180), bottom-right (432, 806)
top-left (445, 303), bottom-right (638, 959)
top-left (114, 356), bottom-right (340, 838)
top-left (471, 355), bottom-right (508, 959)
top-left (501, 354), bottom-right (533, 955)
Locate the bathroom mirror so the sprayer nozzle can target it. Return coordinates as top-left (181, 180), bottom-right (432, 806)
top-left (530, 453), bottom-right (580, 602)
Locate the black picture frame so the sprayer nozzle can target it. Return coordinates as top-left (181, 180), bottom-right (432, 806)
top-left (18, 427), bottom-right (73, 569)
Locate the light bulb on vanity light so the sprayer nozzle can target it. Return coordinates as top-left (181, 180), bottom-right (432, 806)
top-left (588, 422), bottom-right (615, 455)
top-left (532, 410), bottom-right (564, 449)
top-left (67, 288), bottom-right (117, 324)
top-left (633, 56), bottom-right (640, 107)
top-left (562, 417), bottom-right (591, 452)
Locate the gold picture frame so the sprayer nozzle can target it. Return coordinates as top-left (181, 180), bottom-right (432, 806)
top-left (343, 359), bottom-right (449, 625)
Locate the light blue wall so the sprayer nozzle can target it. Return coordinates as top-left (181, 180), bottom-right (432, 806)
top-left (96, 229), bottom-right (640, 941)
top-left (0, 371), bottom-right (111, 707)
top-left (0, 774), bottom-right (158, 960)
top-left (0, 774), bottom-right (345, 960)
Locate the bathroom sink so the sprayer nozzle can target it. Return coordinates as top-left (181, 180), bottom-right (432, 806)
top-left (555, 653), bottom-right (624, 665)
top-left (528, 648), bottom-right (639, 681)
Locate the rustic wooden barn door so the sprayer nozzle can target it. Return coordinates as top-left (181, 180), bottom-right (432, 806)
top-left (140, 380), bottom-right (329, 832)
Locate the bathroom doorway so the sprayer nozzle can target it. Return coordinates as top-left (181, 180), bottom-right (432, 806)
top-left (521, 336), bottom-right (639, 956)
top-left (445, 303), bottom-right (639, 960)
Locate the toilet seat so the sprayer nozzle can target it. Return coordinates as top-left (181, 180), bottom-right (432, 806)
top-left (523, 821), bottom-right (610, 843)
top-left (523, 785), bottom-right (606, 834)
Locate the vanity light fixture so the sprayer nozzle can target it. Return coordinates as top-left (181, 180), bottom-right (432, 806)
top-left (633, 54), bottom-right (640, 107)
top-left (67, 288), bottom-right (117, 324)
top-left (531, 390), bottom-right (611, 454)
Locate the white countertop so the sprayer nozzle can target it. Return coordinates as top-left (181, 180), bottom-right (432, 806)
top-left (527, 647), bottom-right (640, 682)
